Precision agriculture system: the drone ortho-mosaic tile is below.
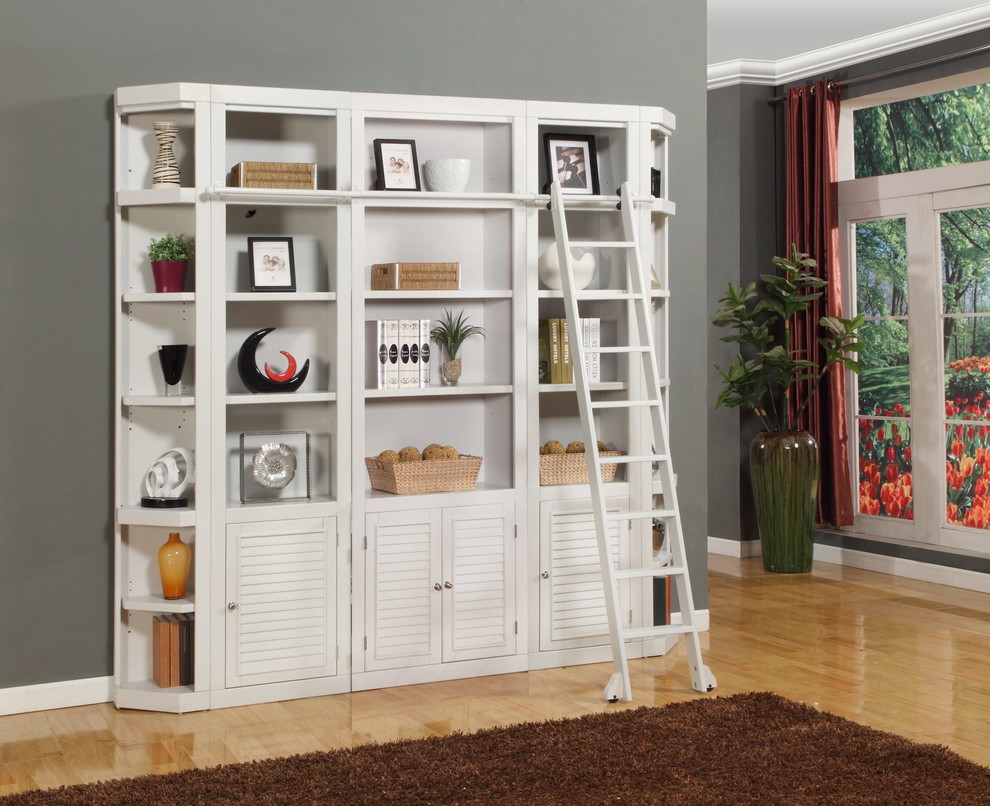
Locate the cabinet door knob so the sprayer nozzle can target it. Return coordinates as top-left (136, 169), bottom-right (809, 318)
top-left (227, 602), bottom-right (238, 610)
top-left (444, 581), bottom-right (453, 589)
top-left (433, 583), bottom-right (442, 591)
top-left (541, 571), bottom-right (550, 579)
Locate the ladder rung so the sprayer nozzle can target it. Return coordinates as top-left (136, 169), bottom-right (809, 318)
top-left (621, 624), bottom-right (695, 641)
top-left (591, 399), bottom-right (660, 409)
top-left (606, 509), bottom-right (678, 522)
top-left (596, 345), bottom-right (649, 354)
top-left (613, 565), bottom-right (685, 580)
top-left (568, 240), bottom-right (637, 249)
top-left (602, 453), bottom-right (667, 464)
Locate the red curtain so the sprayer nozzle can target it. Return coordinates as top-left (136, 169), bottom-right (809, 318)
top-left (785, 79), bottom-right (853, 526)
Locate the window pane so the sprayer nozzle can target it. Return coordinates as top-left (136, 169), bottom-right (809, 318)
top-left (945, 422), bottom-right (990, 530)
top-left (855, 84), bottom-right (990, 178)
top-left (941, 208), bottom-right (990, 315)
top-left (856, 219), bottom-right (907, 316)
top-left (857, 218), bottom-right (909, 417)
top-left (858, 418), bottom-right (912, 519)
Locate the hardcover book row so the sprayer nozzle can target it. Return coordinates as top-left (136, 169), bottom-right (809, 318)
top-left (152, 613), bottom-right (194, 688)
top-left (539, 318), bottom-right (600, 384)
top-left (368, 319), bottom-right (433, 389)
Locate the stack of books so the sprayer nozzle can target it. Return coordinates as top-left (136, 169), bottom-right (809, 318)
top-left (368, 319), bottom-right (433, 389)
top-left (539, 318), bottom-right (600, 384)
top-left (152, 613), bottom-right (194, 688)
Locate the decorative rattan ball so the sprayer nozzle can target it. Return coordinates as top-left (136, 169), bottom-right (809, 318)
top-left (398, 446), bottom-right (423, 462)
top-left (566, 441), bottom-right (585, 453)
top-left (442, 445), bottom-right (460, 459)
top-left (423, 445), bottom-right (447, 461)
top-left (377, 449), bottom-right (400, 464)
top-left (597, 440), bottom-right (608, 453)
top-left (542, 440), bottom-right (565, 455)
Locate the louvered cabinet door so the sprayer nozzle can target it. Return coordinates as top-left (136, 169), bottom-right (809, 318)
top-left (538, 498), bottom-right (630, 651)
top-left (225, 518), bottom-right (337, 688)
top-left (365, 509), bottom-right (443, 671)
top-left (442, 503), bottom-right (516, 663)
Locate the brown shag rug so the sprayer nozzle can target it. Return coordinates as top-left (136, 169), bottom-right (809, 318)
top-left (4, 692), bottom-right (990, 805)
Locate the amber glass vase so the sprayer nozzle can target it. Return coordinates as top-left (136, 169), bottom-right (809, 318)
top-left (749, 431), bottom-right (819, 573)
top-left (158, 532), bottom-right (192, 599)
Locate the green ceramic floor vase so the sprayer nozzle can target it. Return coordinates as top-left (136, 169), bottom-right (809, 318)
top-left (750, 431), bottom-right (820, 573)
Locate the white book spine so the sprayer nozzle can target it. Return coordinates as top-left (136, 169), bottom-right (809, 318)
top-left (384, 319), bottom-right (400, 389)
top-left (398, 319), bottom-right (420, 388)
top-left (584, 317), bottom-right (600, 384)
top-left (377, 319), bottom-right (388, 389)
top-left (419, 319), bottom-right (432, 387)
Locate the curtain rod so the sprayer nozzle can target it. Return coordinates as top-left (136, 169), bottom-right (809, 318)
top-left (767, 40), bottom-right (990, 104)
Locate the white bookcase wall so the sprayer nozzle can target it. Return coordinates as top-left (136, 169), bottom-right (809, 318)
top-left (115, 82), bottom-right (673, 710)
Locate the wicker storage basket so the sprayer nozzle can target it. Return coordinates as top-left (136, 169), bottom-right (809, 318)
top-left (539, 451), bottom-right (621, 486)
top-left (229, 161), bottom-right (317, 190)
top-left (371, 262), bottom-right (461, 290)
top-left (366, 455), bottom-right (482, 494)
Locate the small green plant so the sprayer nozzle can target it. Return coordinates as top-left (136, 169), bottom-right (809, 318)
top-left (148, 233), bottom-right (194, 262)
top-left (430, 308), bottom-right (485, 360)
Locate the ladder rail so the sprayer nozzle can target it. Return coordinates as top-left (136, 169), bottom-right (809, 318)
top-left (548, 179), bottom-right (715, 701)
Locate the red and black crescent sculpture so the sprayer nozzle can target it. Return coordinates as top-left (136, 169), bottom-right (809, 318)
top-left (237, 327), bottom-right (310, 393)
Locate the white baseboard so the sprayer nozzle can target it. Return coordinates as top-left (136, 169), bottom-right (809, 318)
top-left (0, 676), bottom-right (113, 716)
top-left (813, 543), bottom-right (990, 594)
top-left (708, 535), bottom-right (761, 558)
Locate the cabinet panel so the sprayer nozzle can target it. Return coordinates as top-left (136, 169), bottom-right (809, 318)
top-left (226, 518), bottom-right (336, 687)
top-left (539, 497), bottom-right (629, 651)
top-left (443, 503), bottom-right (515, 662)
top-left (365, 509), bottom-right (442, 671)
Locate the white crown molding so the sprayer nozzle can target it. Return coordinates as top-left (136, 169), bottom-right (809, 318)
top-left (708, 4), bottom-right (990, 90)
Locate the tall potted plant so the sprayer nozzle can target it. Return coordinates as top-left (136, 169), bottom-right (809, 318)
top-left (148, 233), bottom-right (194, 293)
top-left (713, 247), bottom-right (862, 572)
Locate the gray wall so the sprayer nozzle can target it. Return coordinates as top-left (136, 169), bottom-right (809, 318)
top-left (706, 83), bottom-right (778, 545)
top-left (0, 0), bottom-right (708, 688)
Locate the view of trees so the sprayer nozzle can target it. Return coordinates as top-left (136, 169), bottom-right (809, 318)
top-left (854, 83), bottom-right (990, 178)
top-left (853, 83), bottom-right (990, 527)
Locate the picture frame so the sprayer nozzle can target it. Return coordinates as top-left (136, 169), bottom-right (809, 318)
top-left (248, 236), bottom-right (296, 291)
top-left (239, 430), bottom-right (312, 503)
top-left (373, 139), bottom-right (421, 191)
top-left (543, 133), bottom-right (600, 195)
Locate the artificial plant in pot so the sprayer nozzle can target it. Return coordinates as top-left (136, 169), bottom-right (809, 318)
top-left (712, 247), bottom-right (862, 573)
top-left (148, 233), bottom-right (193, 293)
top-left (430, 308), bottom-right (485, 386)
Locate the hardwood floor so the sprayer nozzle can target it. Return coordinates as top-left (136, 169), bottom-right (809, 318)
top-left (3, 554), bottom-right (990, 795)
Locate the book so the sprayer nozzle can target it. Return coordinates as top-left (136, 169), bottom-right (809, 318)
top-left (537, 320), bottom-right (550, 383)
top-left (398, 319), bottom-right (421, 389)
top-left (152, 614), bottom-right (171, 688)
top-left (178, 614), bottom-right (194, 686)
top-left (366, 320), bottom-right (389, 389)
top-left (548, 318), bottom-right (562, 383)
top-left (419, 318), bottom-right (432, 387)
top-left (583, 317), bottom-right (600, 384)
top-left (384, 319), bottom-right (400, 389)
top-left (165, 614), bottom-right (181, 688)
top-left (560, 318), bottom-right (572, 384)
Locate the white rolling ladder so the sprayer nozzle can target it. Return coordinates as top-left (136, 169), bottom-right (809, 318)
top-left (549, 179), bottom-right (716, 702)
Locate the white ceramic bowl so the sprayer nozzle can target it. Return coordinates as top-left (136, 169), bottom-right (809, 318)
top-left (423, 159), bottom-right (471, 192)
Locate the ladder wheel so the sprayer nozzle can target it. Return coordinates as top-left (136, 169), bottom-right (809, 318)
top-left (603, 672), bottom-right (629, 703)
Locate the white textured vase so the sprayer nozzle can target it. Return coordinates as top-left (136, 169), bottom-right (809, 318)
top-left (423, 159), bottom-right (471, 192)
top-left (538, 242), bottom-right (597, 290)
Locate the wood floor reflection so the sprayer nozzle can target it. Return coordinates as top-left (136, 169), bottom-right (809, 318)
top-left (3, 554), bottom-right (989, 795)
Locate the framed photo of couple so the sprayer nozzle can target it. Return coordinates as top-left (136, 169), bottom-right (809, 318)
top-left (248, 237), bottom-right (296, 291)
top-left (543, 133), bottom-right (600, 195)
top-left (373, 139), bottom-right (421, 191)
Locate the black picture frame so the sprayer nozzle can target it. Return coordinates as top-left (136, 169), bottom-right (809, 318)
top-left (373, 139), bottom-right (421, 191)
top-left (543, 133), bottom-right (600, 195)
top-left (248, 236), bottom-right (296, 292)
